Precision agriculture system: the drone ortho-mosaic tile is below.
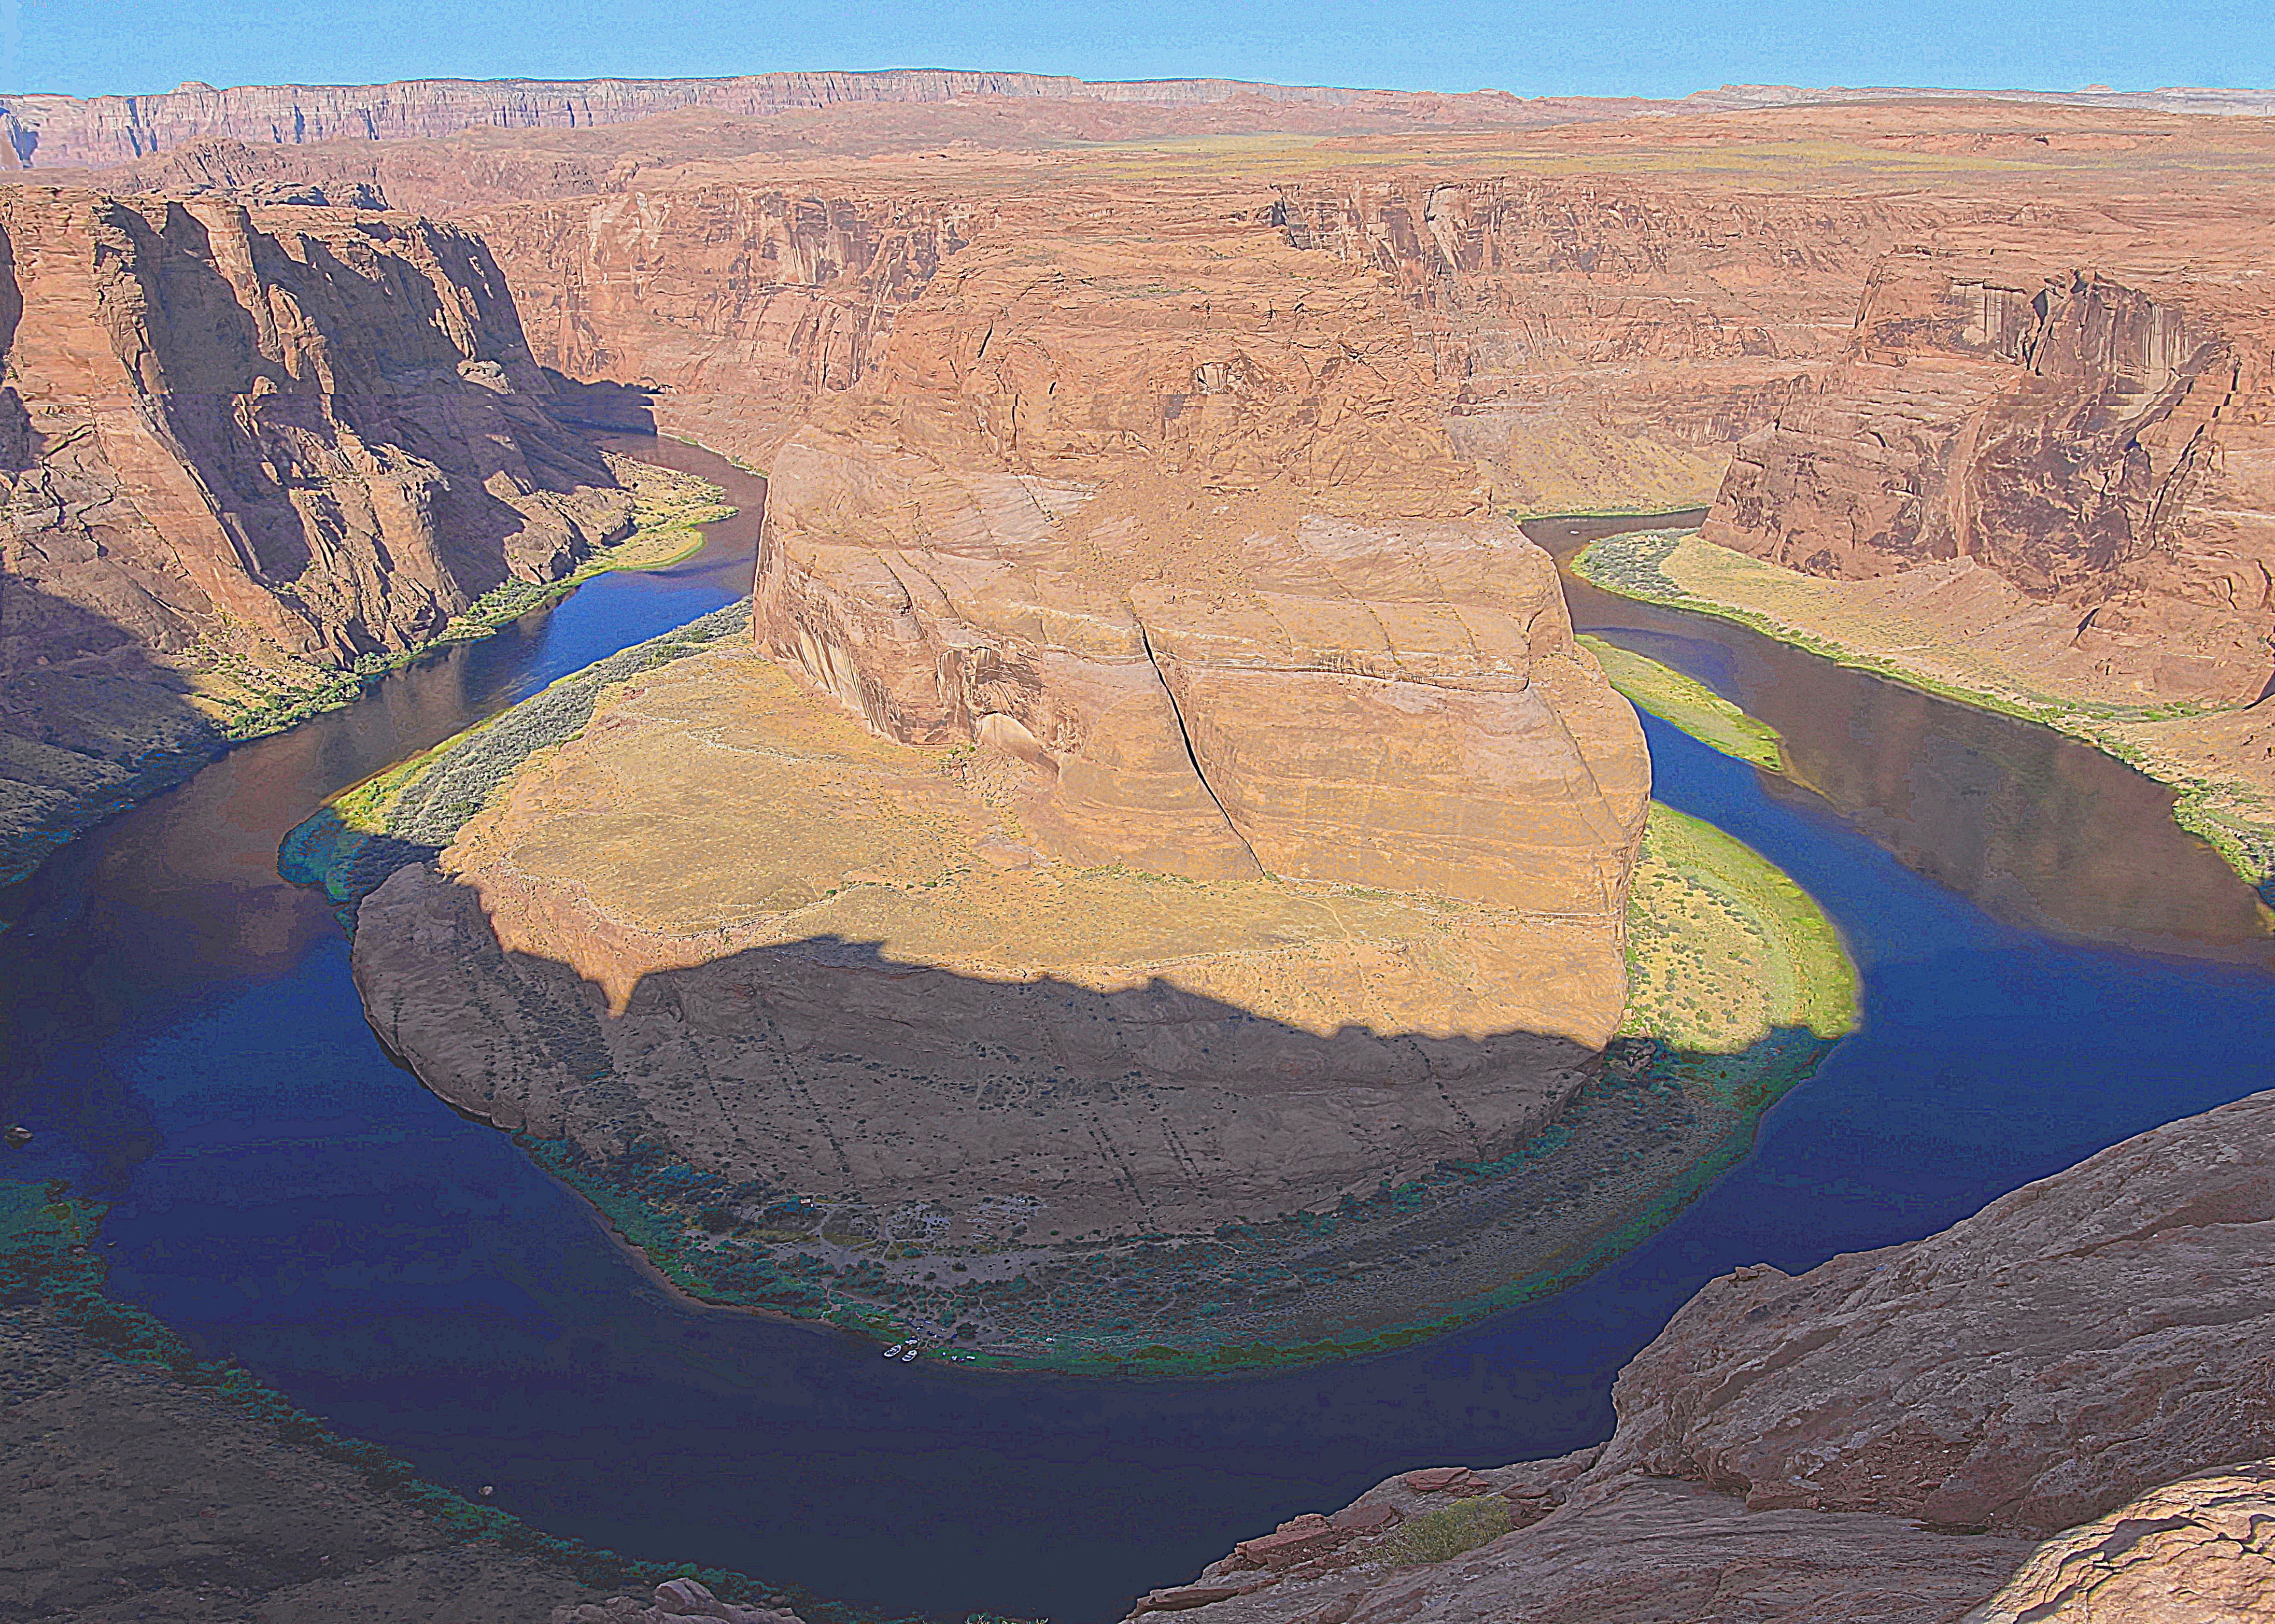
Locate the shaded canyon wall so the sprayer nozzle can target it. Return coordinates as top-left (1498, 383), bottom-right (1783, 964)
top-left (0, 186), bottom-right (629, 877)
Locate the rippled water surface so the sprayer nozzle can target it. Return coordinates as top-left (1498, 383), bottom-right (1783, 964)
top-left (4, 473), bottom-right (2270, 1622)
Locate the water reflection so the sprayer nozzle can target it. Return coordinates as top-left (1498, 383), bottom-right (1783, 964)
top-left (0, 436), bottom-right (765, 1167)
top-left (1529, 517), bottom-right (2272, 964)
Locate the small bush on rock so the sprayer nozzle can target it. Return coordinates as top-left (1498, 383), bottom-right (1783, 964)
top-left (1383, 1496), bottom-right (1512, 1566)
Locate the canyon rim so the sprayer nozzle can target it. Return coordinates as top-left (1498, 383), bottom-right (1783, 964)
top-left (4, 55), bottom-right (2274, 1624)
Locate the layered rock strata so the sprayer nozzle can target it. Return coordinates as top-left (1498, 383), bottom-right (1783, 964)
top-left (0, 72), bottom-right (1550, 171)
top-left (0, 186), bottom-right (630, 879)
top-left (1270, 178), bottom-right (1957, 515)
top-left (468, 186), bottom-right (983, 464)
top-left (1126, 1086), bottom-right (2275, 1623)
top-left (1704, 235), bottom-right (2275, 707)
top-left (68, 96), bottom-right (2275, 568)
top-left (756, 219), bottom-right (1648, 910)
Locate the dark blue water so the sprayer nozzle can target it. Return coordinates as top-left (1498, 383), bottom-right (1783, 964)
top-left (4, 473), bottom-right (2270, 1623)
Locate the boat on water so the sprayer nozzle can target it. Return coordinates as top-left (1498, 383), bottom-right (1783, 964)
top-left (883, 1343), bottom-right (905, 1359)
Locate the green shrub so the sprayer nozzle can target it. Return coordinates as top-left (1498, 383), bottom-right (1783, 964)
top-left (1383, 1495), bottom-right (1513, 1566)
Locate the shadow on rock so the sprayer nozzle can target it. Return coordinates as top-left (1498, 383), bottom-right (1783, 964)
top-left (343, 856), bottom-right (1839, 1372)
top-left (0, 575), bottom-right (230, 889)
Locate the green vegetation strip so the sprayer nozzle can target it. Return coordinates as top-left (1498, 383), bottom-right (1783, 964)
top-left (1572, 529), bottom-right (2202, 729)
top-left (202, 456), bottom-right (734, 745)
top-left (279, 600), bottom-right (753, 914)
top-left (1575, 529), bottom-right (2275, 896)
top-left (1620, 804), bottom-right (1859, 1050)
top-left (1579, 634), bottom-right (1784, 772)
top-left (0, 1178), bottom-right (891, 1622)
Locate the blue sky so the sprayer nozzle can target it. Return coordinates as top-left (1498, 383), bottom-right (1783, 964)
top-left (9, 0), bottom-right (2272, 101)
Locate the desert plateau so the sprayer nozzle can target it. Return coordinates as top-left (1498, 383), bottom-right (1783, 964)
top-left (4, 25), bottom-right (2275, 1624)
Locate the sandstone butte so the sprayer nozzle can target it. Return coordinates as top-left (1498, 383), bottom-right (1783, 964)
top-left (351, 202), bottom-right (1654, 1253)
top-left (0, 185), bottom-right (632, 880)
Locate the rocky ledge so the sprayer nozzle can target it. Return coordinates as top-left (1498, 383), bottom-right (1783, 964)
top-left (1123, 1086), bottom-right (2275, 1622)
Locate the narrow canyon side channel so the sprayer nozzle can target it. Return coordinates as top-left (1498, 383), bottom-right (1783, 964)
top-left (5, 437), bottom-right (2273, 1621)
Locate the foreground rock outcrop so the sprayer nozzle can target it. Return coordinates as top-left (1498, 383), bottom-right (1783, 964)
top-left (0, 186), bottom-right (631, 880)
top-left (555, 1577), bottom-right (805, 1624)
top-left (2, 1306), bottom-right (625, 1621)
top-left (1965, 1460), bottom-right (2275, 1623)
top-left (1125, 1087), bottom-right (2275, 1622)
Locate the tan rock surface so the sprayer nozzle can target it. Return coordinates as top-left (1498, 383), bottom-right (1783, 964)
top-left (1963, 1459), bottom-right (2275, 1623)
top-left (1593, 1088), bottom-right (2275, 1535)
top-left (354, 641), bottom-right (1620, 1246)
top-left (68, 92), bottom-right (2275, 559)
top-left (757, 219), bottom-right (1648, 913)
top-left (1133, 1472), bottom-right (2036, 1624)
top-left (0, 188), bottom-right (628, 670)
top-left (1123, 1088), bottom-right (2275, 1623)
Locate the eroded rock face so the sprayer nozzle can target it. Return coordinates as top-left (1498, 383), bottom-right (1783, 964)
top-left (464, 186), bottom-right (981, 468)
top-left (1131, 1465), bottom-right (2037, 1624)
top-left (1124, 1088), bottom-right (2275, 1623)
top-left (1594, 1088), bottom-right (2275, 1535)
top-left (1705, 235), bottom-right (2275, 704)
top-left (1272, 177), bottom-right (1955, 515)
top-left (0, 186), bottom-right (630, 877)
top-left (555, 1577), bottom-right (807, 1624)
top-left (756, 219), bottom-right (1648, 914)
top-left (0, 187), bottom-right (628, 670)
top-left (347, 203), bottom-right (1649, 1286)
top-left (1963, 1459), bottom-right (2275, 1624)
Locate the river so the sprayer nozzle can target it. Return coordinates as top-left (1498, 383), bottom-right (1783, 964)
top-left (3, 456), bottom-right (2270, 1622)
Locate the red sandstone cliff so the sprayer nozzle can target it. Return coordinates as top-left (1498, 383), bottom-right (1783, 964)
top-left (755, 208), bottom-right (1648, 913)
top-left (0, 187), bottom-right (629, 878)
top-left (1704, 224), bottom-right (2275, 704)
top-left (1269, 177), bottom-right (1956, 509)
top-left (464, 185), bottom-right (983, 466)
